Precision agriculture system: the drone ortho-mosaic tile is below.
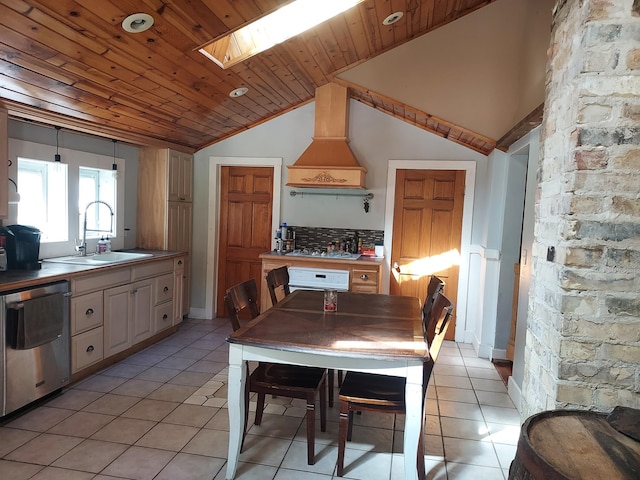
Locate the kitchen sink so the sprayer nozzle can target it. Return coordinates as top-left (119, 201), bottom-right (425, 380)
top-left (44, 252), bottom-right (153, 265)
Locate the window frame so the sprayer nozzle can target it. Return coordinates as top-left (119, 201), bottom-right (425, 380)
top-left (8, 138), bottom-right (126, 259)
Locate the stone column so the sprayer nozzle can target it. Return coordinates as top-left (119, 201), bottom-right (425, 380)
top-left (522, 0), bottom-right (640, 417)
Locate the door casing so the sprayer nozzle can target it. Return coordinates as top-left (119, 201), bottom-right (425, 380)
top-left (384, 160), bottom-right (476, 343)
top-left (206, 157), bottom-right (282, 318)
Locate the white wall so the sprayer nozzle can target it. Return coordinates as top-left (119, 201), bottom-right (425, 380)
top-left (6, 120), bottom-right (139, 252)
top-left (507, 128), bottom-right (540, 411)
top-left (337, 0), bottom-right (554, 140)
top-left (191, 100), bottom-right (497, 336)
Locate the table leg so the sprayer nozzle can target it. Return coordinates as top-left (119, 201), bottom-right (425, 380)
top-left (226, 345), bottom-right (246, 479)
top-left (403, 366), bottom-right (423, 480)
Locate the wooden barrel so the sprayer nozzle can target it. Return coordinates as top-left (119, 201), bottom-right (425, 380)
top-left (509, 408), bottom-right (640, 480)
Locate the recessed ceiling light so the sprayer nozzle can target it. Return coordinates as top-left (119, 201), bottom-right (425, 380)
top-left (382, 12), bottom-right (404, 26)
top-left (122, 13), bottom-right (154, 33)
top-left (229, 87), bottom-right (249, 98)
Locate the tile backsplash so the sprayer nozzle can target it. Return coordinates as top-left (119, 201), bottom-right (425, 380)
top-left (288, 226), bottom-right (383, 252)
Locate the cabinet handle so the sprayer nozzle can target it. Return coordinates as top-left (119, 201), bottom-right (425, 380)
top-left (86, 345), bottom-right (94, 353)
top-left (85, 308), bottom-right (94, 316)
top-left (360, 274), bottom-right (369, 280)
top-left (163, 286), bottom-right (169, 292)
top-left (163, 314), bottom-right (168, 320)
top-left (178, 260), bottom-right (183, 265)
top-left (131, 289), bottom-right (137, 295)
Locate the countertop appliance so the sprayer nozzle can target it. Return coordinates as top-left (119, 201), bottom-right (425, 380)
top-left (1, 225), bottom-right (42, 270)
top-left (288, 266), bottom-right (350, 292)
top-left (1, 280), bottom-right (71, 417)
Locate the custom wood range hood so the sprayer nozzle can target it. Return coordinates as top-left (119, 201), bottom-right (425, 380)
top-left (287, 83), bottom-right (367, 189)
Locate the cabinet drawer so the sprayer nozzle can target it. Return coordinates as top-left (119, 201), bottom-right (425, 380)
top-left (154, 301), bottom-right (173, 334)
top-left (132, 259), bottom-right (173, 281)
top-left (351, 284), bottom-right (379, 294)
top-left (72, 327), bottom-right (104, 373)
top-left (351, 269), bottom-right (379, 292)
top-left (71, 291), bottom-right (104, 335)
top-left (154, 273), bottom-right (174, 305)
top-left (174, 256), bottom-right (185, 270)
top-left (72, 268), bottom-right (131, 295)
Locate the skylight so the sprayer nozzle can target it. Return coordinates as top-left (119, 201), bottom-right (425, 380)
top-left (199, 0), bottom-right (364, 69)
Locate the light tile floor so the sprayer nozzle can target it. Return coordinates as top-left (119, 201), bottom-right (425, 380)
top-left (0, 317), bottom-right (521, 479)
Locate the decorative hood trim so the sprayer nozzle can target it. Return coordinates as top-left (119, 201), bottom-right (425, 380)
top-left (287, 83), bottom-right (366, 189)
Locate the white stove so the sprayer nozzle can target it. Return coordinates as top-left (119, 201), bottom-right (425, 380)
top-left (288, 266), bottom-right (350, 292)
top-left (286, 249), bottom-right (361, 260)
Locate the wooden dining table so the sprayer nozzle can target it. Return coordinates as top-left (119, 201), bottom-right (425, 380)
top-left (225, 289), bottom-right (427, 480)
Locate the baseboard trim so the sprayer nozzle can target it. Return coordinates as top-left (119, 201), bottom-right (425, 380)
top-left (508, 376), bottom-right (522, 414)
top-left (188, 307), bottom-right (210, 319)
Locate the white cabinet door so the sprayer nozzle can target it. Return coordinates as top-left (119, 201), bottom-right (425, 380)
top-left (131, 280), bottom-right (154, 344)
top-left (173, 257), bottom-right (185, 324)
top-left (104, 284), bottom-right (133, 357)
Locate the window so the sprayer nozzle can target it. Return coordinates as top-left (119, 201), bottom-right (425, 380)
top-left (17, 158), bottom-right (68, 242)
top-left (10, 138), bottom-right (125, 259)
top-left (79, 167), bottom-right (117, 240)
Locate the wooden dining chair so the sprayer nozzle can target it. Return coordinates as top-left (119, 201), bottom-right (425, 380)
top-left (423, 275), bottom-right (445, 323)
top-left (265, 265), bottom-right (291, 306)
top-left (336, 292), bottom-right (454, 478)
top-left (224, 278), bottom-right (328, 465)
top-left (265, 265), bottom-right (341, 407)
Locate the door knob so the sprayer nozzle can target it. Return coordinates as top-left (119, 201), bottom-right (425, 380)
top-left (393, 262), bottom-right (401, 273)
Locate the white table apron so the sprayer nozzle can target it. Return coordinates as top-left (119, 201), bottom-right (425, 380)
top-left (225, 343), bottom-right (426, 480)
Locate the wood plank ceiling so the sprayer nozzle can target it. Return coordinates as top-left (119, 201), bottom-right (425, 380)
top-left (0, 0), bottom-right (498, 154)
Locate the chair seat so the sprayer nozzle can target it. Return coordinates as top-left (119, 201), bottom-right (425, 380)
top-left (338, 372), bottom-right (405, 407)
top-left (252, 363), bottom-right (327, 391)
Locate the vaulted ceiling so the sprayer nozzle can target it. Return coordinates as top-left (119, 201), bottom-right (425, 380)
top-left (0, 0), bottom-right (503, 154)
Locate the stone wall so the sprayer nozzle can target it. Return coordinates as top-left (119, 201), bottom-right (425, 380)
top-left (522, 0), bottom-right (640, 417)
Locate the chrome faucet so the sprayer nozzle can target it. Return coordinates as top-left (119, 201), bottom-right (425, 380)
top-left (77, 200), bottom-right (114, 256)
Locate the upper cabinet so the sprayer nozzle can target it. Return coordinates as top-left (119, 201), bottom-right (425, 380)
top-left (137, 147), bottom-right (194, 252)
top-left (167, 150), bottom-right (193, 202)
top-left (1, 108), bottom-right (8, 219)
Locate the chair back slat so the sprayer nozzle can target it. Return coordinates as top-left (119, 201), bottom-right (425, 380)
top-left (266, 266), bottom-right (291, 306)
top-left (225, 279), bottom-right (260, 331)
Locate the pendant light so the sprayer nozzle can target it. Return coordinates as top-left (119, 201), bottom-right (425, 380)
top-left (111, 138), bottom-right (118, 178)
top-left (54, 126), bottom-right (61, 162)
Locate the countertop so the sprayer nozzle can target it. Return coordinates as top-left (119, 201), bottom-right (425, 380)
top-left (259, 251), bottom-right (383, 267)
top-left (0, 249), bottom-right (184, 293)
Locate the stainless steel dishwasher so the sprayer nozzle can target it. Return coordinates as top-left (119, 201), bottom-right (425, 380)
top-left (1, 280), bottom-right (71, 417)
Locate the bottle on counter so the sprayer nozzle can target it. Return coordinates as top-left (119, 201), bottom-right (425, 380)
top-left (281, 222), bottom-right (287, 240)
top-left (97, 237), bottom-right (107, 254)
top-left (105, 236), bottom-right (112, 253)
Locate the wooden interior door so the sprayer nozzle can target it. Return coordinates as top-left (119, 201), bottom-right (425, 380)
top-left (390, 169), bottom-right (465, 340)
top-left (216, 166), bottom-right (273, 317)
